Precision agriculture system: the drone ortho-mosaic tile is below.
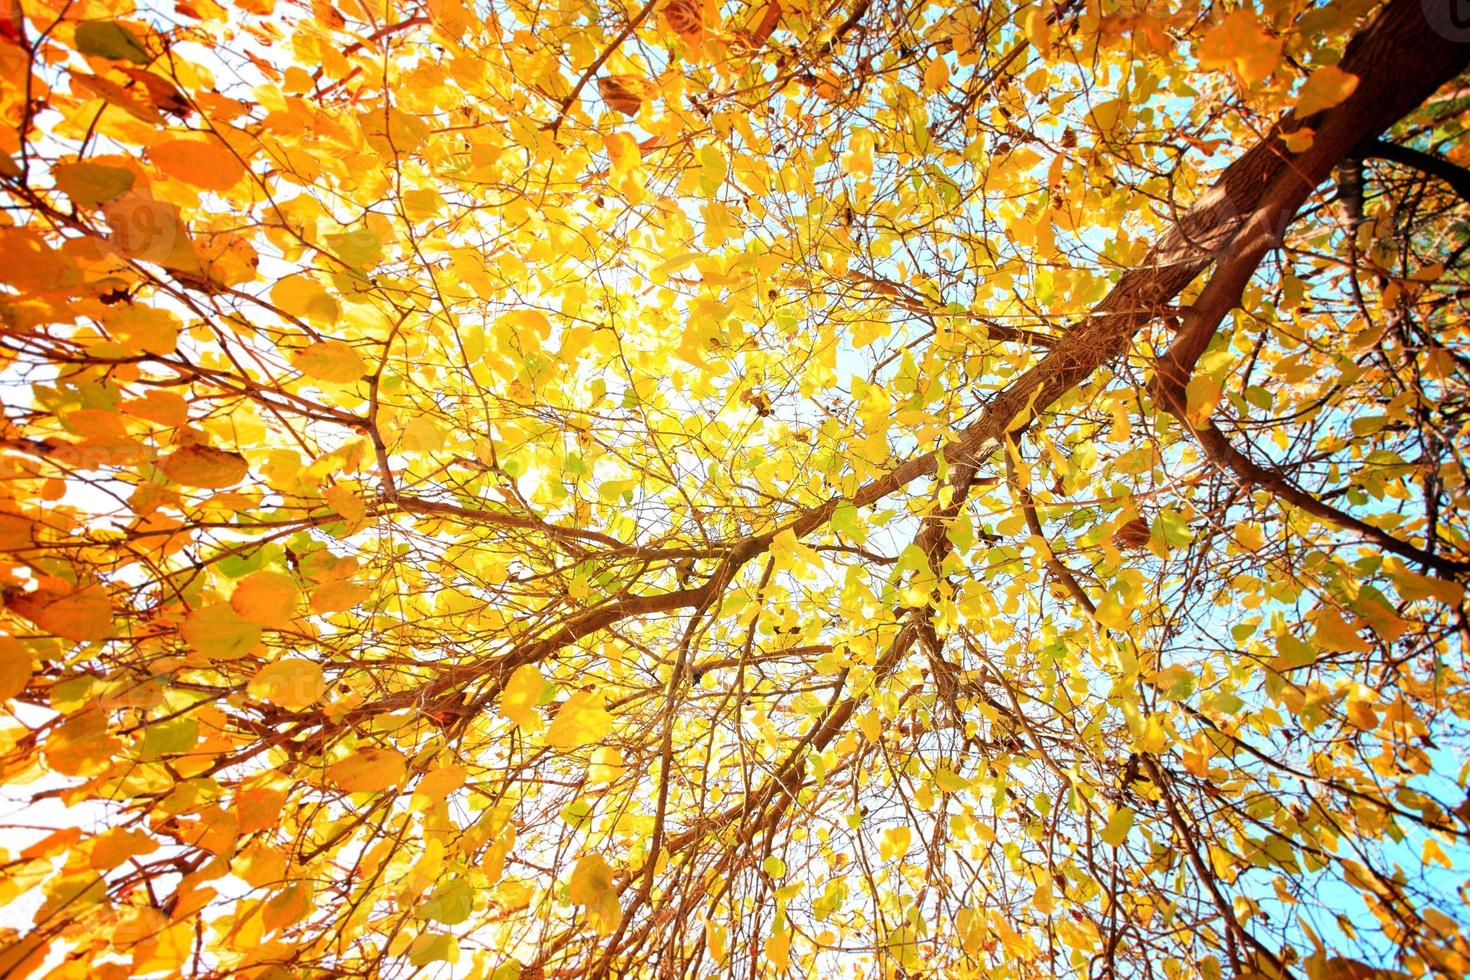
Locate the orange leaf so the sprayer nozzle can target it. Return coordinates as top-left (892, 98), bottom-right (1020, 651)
top-left (230, 570), bottom-right (301, 628)
top-left (248, 658), bottom-right (324, 708)
top-left (309, 579), bottom-right (370, 613)
top-left (1294, 65), bottom-right (1359, 117)
top-left (148, 138), bottom-right (247, 192)
top-left (328, 747), bottom-right (407, 793)
top-left (27, 587), bottom-right (113, 643)
top-left (159, 445), bottom-right (248, 488)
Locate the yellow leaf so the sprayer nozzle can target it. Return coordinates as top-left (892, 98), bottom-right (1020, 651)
top-left (604, 132), bottom-right (641, 179)
top-left (0, 512), bottom-right (35, 551)
top-left (1345, 699), bottom-right (1377, 731)
top-left (89, 828), bottom-right (157, 871)
top-left (294, 340), bottom-right (367, 384)
top-left (842, 130), bottom-right (875, 179)
top-left (1232, 523), bottom-right (1265, 551)
top-left (567, 852), bottom-right (622, 935)
top-left (879, 824), bottom-right (911, 862)
top-left (262, 882), bottom-right (312, 933)
top-left (1196, 10), bottom-right (1280, 85)
top-left (588, 746), bottom-right (624, 783)
top-left (407, 933), bottom-right (460, 966)
top-left (1100, 807), bottom-right (1134, 846)
top-left (230, 570), bottom-right (302, 628)
top-left (328, 747), bottom-right (406, 793)
top-left (1094, 594), bottom-right (1130, 630)
top-left (414, 764), bottom-right (466, 802)
top-left (500, 663), bottom-right (546, 731)
top-left (131, 917), bottom-right (193, 974)
top-left (324, 483), bottom-right (366, 525)
top-left (102, 195), bottom-right (199, 270)
top-left (1021, 8), bottom-right (1050, 51)
top-left (1423, 836), bottom-right (1453, 870)
top-left (72, 71), bottom-right (163, 124)
top-left (482, 827), bottom-right (514, 884)
top-left (706, 919), bottom-right (728, 963)
top-left (500, 309), bottom-right (553, 340)
top-left (1184, 373), bottom-right (1222, 427)
top-left (1294, 65), bottom-right (1359, 117)
top-left (233, 842), bottom-right (288, 888)
top-left (271, 276), bottom-right (340, 324)
top-left (236, 785), bottom-right (287, 834)
top-left (545, 691), bottom-right (612, 747)
top-left (121, 390), bottom-right (188, 427)
top-left (1390, 565), bottom-right (1464, 605)
top-left (567, 851), bottom-right (614, 905)
top-left (1089, 98), bottom-right (1125, 134)
top-left (764, 930), bottom-right (791, 971)
top-left (248, 658), bottom-right (325, 708)
top-left (956, 907), bottom-right (986, 954)
top-left (181, 603), bottom-right (261, 660)
top-left (1311, 607), bottom-right (1369, 653)
top-left (400, 414), bottom-right (442, 452)
top-left (1281, 127), bottom-right (1315, 153)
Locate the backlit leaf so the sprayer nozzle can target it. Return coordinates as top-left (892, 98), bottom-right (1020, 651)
top-left (328, 747), bottom-right (407, 793)
top-left (500, 663), bottom-right (547, 730)
top-left (544, 691), bottom-right (612, 748)
top-left (148, 139), bottom-right (246, 192)
top-left (230, 570), bottom-right (301, 628)
top-left (293, 340), bottom-right (366, 384)
top-left (181, 603), bottom-right (261, 660)
top-left (159, 446), bottom-right (248, 488)
top-left (1295, 66), bottom-right (1359, 117)
top-left (248, 658), bottom-right (325, 708)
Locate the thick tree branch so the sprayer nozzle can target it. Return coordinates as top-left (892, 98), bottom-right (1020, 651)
top-left (1356, 137), bottom-right (1470, 203)
top-left (1150, 2), bottom-right (1470, 576)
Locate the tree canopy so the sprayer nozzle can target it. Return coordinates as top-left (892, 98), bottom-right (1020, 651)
top-left (2, 0), bottom-right (1470, 975)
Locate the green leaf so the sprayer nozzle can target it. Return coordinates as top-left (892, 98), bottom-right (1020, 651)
top-left (141, 717), bottom-right (197, 759)
top-left (935, 768), bottom-right (970, 793)
top-left (1275, 632), bottom-right (1317, 668)
top-left (180, 603), bottom-right (261, 660)
top-left (75, 21), bottom-right (150, 64)
top-left (1153, 509), bottom-right (1193, 549)
top-left (417, 877), bottom-right (474, 925)
top-left (54, 162), bottom-right (135, 208)
top-left (1207, 692), bottom-right (1245, 715)
top-left (326, 228), bottom-right (382, 269)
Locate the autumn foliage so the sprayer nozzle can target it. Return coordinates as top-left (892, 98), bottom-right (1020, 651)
top-left (1, 0), bottom-right (1470, 975)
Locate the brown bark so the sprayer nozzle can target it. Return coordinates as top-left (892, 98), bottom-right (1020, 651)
top-left (1149, 0), bottom-right (1470, 575)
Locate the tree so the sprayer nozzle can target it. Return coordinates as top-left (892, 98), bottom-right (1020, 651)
top-left (0, 0), bottom-right (1468, 974)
